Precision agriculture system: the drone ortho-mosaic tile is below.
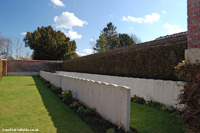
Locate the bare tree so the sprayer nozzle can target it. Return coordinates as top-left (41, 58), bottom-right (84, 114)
top-left (130, 34), bottom-right (142, 44)
top-left (0, 35), bottom-right (12, 59)
top-left (12, 38), bottom-right (25, 59)
top-left (0, 34), bottom-right (31, 60)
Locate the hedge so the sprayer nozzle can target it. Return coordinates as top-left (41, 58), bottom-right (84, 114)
top-left (62, 32), bottom-right (187, 81)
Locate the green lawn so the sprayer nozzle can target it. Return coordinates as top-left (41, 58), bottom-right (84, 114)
top-left (0, 76), bottom-right (185, 133)
top-left (0, 76), bottom-right (92, 133)
top-left (130, 102), bottom-right (185, 133)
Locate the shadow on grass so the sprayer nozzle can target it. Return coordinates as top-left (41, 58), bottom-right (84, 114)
top-left (32, 76), bottom-right (92, 133)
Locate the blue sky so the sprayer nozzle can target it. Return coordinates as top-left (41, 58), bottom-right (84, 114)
top-left (0, 0), bottom-right (187, 57)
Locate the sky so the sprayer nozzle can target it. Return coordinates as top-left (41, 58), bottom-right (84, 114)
top-left (0, 0), bottom-right (187, 57)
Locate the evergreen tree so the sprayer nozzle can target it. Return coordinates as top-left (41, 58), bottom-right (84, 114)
top-left (118, 33), bottom-right (135, 47)
top-left (93, 33), bottom-right (108, 52)
top-left (101, 22), bottom-right (119, 50)
top-left (24, 26), bottom-right (77, 60)
top-left (94, 22), bottom-right (140, 53)
top-left (64, 51), bottom-right (79, 60)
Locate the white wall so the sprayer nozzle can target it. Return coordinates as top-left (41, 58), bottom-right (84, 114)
top-left (56, 71), bottom-right (184, 108)
top-left (40, 71), bottom-right (51, 81)
top-left (50, 73), bottom-right (61, 88)
top-left (40, 71), bottom-right (130, 132)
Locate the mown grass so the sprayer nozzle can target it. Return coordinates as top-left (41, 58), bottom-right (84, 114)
top-left (0, 76), bottom-right (185, 133)
top-left (130, 102), bottom-right (184, 133)
top-left (0, 76), bottom-right (92, 133)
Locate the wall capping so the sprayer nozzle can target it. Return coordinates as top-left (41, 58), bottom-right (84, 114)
top-left (185, 48), bottom-right (200, 64)
top-left (40, 71), bottom-right (131, 132)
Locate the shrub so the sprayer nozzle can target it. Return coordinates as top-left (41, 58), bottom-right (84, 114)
top-left (131, 95), bottom-right (146, 105)
top-left (145, 101), bottom-right (163, 109)
top-left (62, 33), bottom-right (187, 80)
top-left (83, 108), bottom-right (96, 116)
top-left (77, 106), bottom-right (84, 114)
top-left (61, 90), bottom-right (73, 104)
top-left (175, 61), bottom-right (200, 132)
top-left (106, 128), bottom-right (115, 133)
top-left (69, 101), bottom-right (80, 108)
top-left (145, 101), bottom-right (175, 113)
top-left (51, 86), bottom-right (62, 94)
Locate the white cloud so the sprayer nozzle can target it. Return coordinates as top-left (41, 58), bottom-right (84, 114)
top-left (64, 30), bottom-right (82, 39)
top-left (162, 11), bottom-right (166, 14)
top-left (51, 0), bottom-right (65, 7)
top-left (20, 32), bottom-right (27, 35)
top-left (76, 52), bottom-right (86, 57)
top-left (83, 49), bottom-right (94, 54)
top-left (121, 16), bottom-right (128, 21)
top-left (164, 23), bottom-right (185, 34)
top-left (121, 13), bottom-right (160, 24)
top-left (54, 11), bottom-right (88, 29)
top-left (90, 38), bottom-right (95, 42)
top-left (53, 11), bottom-right (88, 40)
top-left (77, 49), bottom-right (94, 57)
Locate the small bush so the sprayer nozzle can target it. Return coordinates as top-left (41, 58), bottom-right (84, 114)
top-left (145, 101), bottom-right (164, 109)
top-left (51, 86), bottom-right (62, 94)
top-left (106, 128), bottom-right (115, 133)
top-left (61, 90), bottom-right (73, 104)
top-left (57, 94), bottom-right (65, 100)
top-left (131, 95), bottom-right (146, 104)
top-left (83, 108), bottom-right (96, 116)
top-left (160, 104), bottom-right (175, 113)
top-left (175, 61), bottom-right (200, 132)
top-left (145, 101), bottom-right (175, 113)
top-left (70, 101), bottom-right (80, 108)
top-left (77, 106), bottom-right (84, 114)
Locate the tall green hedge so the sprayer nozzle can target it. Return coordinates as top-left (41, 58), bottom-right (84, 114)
top-left (62, 33), bottom-right (187, 81)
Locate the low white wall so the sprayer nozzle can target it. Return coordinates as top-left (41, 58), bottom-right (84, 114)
top-left (40, 71), bottom-right (51, 81)
top-left (56, 71), bottom-right (184, 108)
top-left (50, 73), bottom-right (61, 88)
top-left (8, 72), bottom-right (39, 76)
top-left (40, 71), bottom-right (130, 132)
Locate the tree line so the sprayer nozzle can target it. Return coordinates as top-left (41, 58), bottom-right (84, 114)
top-left (93, 22), bottom-right (141, 53)
top-left (0, 23), bottom-right (141, 60)
top-left (0, 33), bottom-right (31, 60)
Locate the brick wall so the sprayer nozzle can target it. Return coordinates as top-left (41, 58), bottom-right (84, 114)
top-left (187, 0), bottom-right (200, 48)
top-left (0, 59), bottom-right (3, 80)
top-left (2, 61), bottom-right (6, 76)
top-left (7, 60), bottom-right (60, 73)
top-left (187, 0), bottom-right (200, 78)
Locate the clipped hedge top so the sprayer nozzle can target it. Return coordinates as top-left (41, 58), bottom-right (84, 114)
top-left (72, 31), bottom-right (187, 60)
top-left (62, 32), bottom-right (188, 81)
